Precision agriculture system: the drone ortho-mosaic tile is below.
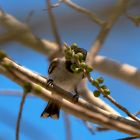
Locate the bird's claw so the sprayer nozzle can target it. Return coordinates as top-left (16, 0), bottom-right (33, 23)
top-left (72, 94), bottom-right (79, 103)
top-left (47, 79), bottom-right (54, 87)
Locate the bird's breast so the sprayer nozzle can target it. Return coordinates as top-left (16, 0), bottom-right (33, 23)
top-left (49, 62), bottom-right (83, 92)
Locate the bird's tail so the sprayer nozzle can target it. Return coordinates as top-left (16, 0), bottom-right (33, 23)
top-left (41, 100), bottom-right (60, 119)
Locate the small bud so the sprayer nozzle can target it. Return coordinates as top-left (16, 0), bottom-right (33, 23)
top-left (76, 52), bottom-right (84, 61)
top-left (91, 79), bottom-right (99, 86)
top-left (80, 62), bottom-right (87, 69)
top-left (34, 85), bottom-right (42, 94)
top-left (96, 77), bottom-right (104, 84)
top-left (86, 66), bottom-right (93, 73)
top-left (3, 62), bottom-right (12, 68)
top-left (0, 51), bottom-right (6, 60)
top-left (71, 64), bottom-right (78, 72)
top-left (93, 90), bottom-right (100, 97)
top-left (71, 43), bottom-right (78, 50)
top-left (100, 85), bottom-right (107, 89)
top-left (24, 82), bottom-right (32, 93)
top-left (74, 68), bottom-right (83, 73)
top-left (66, 50), bottom-right (73, 57)
top-left (65, 50), bottom-right (75, 60)
top-left (104, 88), bottom-right (110, 95)
top-left (74, 53), bottom-right (80, 60)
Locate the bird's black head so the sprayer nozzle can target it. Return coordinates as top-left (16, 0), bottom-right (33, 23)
top-left (73, 47), bottom-right (87, 61)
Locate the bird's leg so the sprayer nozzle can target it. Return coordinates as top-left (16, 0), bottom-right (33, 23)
top-left (73, 87), bottom-right (79, 103)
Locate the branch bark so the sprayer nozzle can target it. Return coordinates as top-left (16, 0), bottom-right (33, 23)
top-left (1, 10), bottom-right (140, 89)
top-left (1, 57), bottom-right (140, 136)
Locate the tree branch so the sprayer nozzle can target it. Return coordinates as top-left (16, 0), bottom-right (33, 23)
top-left (87, 0), bottom-right (128, 66)
top-left (46, 0), bottom-right (62, 51)
top-left (1, 54), bottom-right (140, 136)
top-left (1, 10), bottom-right (140, 89)
top-left (62, 0), bottom-right (104, 26)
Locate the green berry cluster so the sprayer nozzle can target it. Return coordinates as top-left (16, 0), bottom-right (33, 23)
top-left (64, 43), bottom-right (110, 98)
top-left (65, 43), bottom-right (93, 74)
top-left (92, 77), bottom-right (110, 97)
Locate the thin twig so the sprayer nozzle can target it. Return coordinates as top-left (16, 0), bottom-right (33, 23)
top-left (46, 0), bottom-right (62, 51)
top-left (134, 111), bottom-right (140, 117)
top-left (117, 136), bottom-right (140, 140)
top-left (63, 113), bottom-right (72, 140)
top-left (16, 92), bottom-right (27, 140)
top-left (0, 90), bottom-right (24, 97)
top-left (3, 68), bottom-right (28, 140)
top-left (0, 90), bottom-right (34, 97)
top-left (62, 0), bottom-right (104, 26)
top-left (83, 121), bottom-right (95, 134)
top-left (43, 0), bottom-right (62, 11)
top-left (25, 10), bottom-right (34, 24)
top-left (95, 126), bottom-right (110, 132)
top-left (86, 74), bottom-right (140, 123)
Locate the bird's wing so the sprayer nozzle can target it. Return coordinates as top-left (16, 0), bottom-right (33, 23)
top-left (48, 58), bottom-right (59, 74)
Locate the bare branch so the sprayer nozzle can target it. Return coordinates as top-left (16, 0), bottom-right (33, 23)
top-left (87, 0), bottom-right (128, 66)
top-left (83, 121), bottom-right (94, 134)
top-left (0, 55), bottom-right (114, 115)
top-left (94, 56), bottom-right (140, 88)
top-left (1, 11), bottom-right (140, 90)
top-left (95, 126), bottom-right (110, 132)
top-left (63, 113), bottom-right (72, 140)
top-left (25, 10), bottom-right (34, 24)
top-left (0, 90), bottom-right (35, 98)
top-left (0, 10), bottom-right (59, 58)
top-left (46, 0), bottom-right (62, 51)
top-left (62, 0), bottom-right (104, 26)
top-left (1, 54), bottom-right (140, 135)
top-left (117, 136), bottom-right (140, 140)
top-left (16, 92), bottom-right (27, 140)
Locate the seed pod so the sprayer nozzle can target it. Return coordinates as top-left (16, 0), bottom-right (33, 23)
top-left (91, 79), bottom-right (99, 86)
top-left (93, 90), bottom-right (100, 97)
top-left (96, 77), bottom-right (104, 84)
top-left (104, 88), bottom-right (110, 95)
top-left (70, 64), bottom-right (78, 72)
top-left (100, 85), bottom-right (107, 89)
top-left (77, 52), bottom-right (84, 61)
top-left (71, 43), bottom-right (78, 50)
top-left (80, 62), bottom-right (87, 69)
top-left (86, 66), bottom-right (93, 73)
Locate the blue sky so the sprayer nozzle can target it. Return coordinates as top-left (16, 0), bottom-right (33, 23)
top-left (0, 0), bottom-right (140, 140)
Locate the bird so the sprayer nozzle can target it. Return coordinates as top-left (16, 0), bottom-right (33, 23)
top-left (41, 47), bottom-right (87, 119)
